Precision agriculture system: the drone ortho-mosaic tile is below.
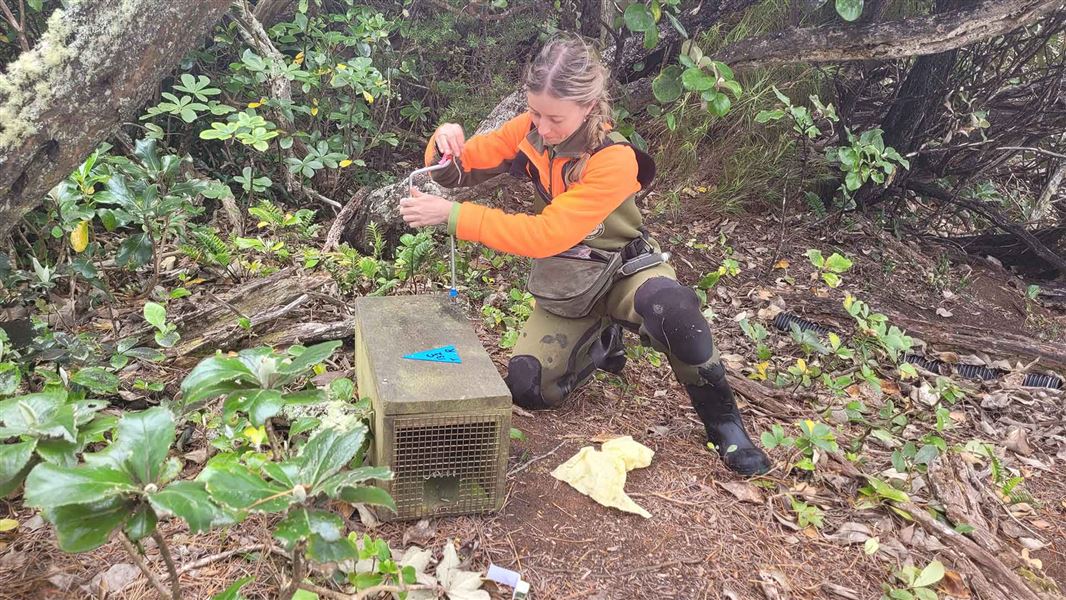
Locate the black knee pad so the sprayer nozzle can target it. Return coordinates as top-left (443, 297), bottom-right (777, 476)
top-left (505, 355), bottom-right (554, 410)
top-left (634, 278), bottom-right (715, 365)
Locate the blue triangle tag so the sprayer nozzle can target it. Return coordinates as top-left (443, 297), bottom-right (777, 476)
top-left (403, 345), bottom-right (461, 364)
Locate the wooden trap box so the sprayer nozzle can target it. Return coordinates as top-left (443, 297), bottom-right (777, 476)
top-left (353, 294), bottom-right (512, 520)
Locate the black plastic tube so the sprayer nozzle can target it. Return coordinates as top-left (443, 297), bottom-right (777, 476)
top-left (772, 312), bottom-right (833, 336)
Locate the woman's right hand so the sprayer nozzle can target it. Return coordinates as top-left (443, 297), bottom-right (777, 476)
top-left (434, 123), bottom-right (466, 158)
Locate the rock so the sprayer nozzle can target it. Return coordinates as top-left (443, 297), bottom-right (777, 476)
top-left (47, 572), bottom-right (78, 591)
top-left (86, 563), bottom-right (140, 597)
top-left (1019, 537), bottom-right (1045, 551)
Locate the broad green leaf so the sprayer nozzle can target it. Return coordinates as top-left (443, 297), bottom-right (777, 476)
top-left (835, 0), bottom-right (863, 21)
top-left (327, 378), bottom-right (354, 402)
top-left (804, 249), bottom-right (825, 268)
top-left (0, 363), bottom-right (20, 395)
top-left (721, 79), bottom-right (743, 99)
top-left (78, 413), bottom-right (119, 442)
top-left (681, 67), bottom-right (715, 91)
top-left (35, 437), bottom-right (80, 466)
top-left (201, 461), bottom-right (293, 512)
top-left (280, 341), bottom-right (342, 376)
top-left (116, 233), bottom-right (153, 268)
top-left (755, 109), bottom-right (786, 124)
top-left (181, 354), bottom-right (257, 405)
top-left (281, 389), bottom-right (326, 405)
top-left (225, 389), bottom-right (285, 427)
top-left (643, 26), bottom-right (659, 49)
top-left (336, 486), bottom-right (397, 512)
top-left (298, 425), bottom-right (367, 488)
top-left (0, 439), bottom-right (37, 482)
top-left (710, 60), bottom-right (734, 80)
top-left (45, 496), bottom-right (134, 552)
top-left (150, 481), bottom-right (231, 532)
top-left (143, 302), bottom-right (167, 330)
top-left (211, 576), bottom-right (254, 600)
top-left (863, 537), bottom-right (879, 555)
top-left (623, 3), bottom-right (655, 32)
top-left (155, 329), bottom-right (180, 348)
top-left (709, 92), bottom-right (732, 117)
top-left (822, 272), bottom-right (842, 288)
top-left (865, 475), bottom-right (910, 504)
top-left (83, 407), bottom-right (175, 485)
top-left (289, 417), bottom-right (320, 438)
top-left (24, 463), bottom-right (137, 508)
top-left (274, 507), bottom-right (344, 550)
top-left (837, 147), bottom-right (858, 167)
top-left (124, 502), bottom-right (158, 541)
top-left (263, 461), bottom-right (300, 487)
top-left (825, 253), bottom-right (854, 273)
top-left (0, 391), bottom-right (76, 441)
top-left (71, 367), bottom-right (119, 394)
top-left (317, 466), bottom-right (393, 498)
top-left (0, 439), bottom-right (37, 497)
top-left (652, 66), bottom-right (683, 104)
top-left (845, 170), bottom-right (863, 191)
top-left (913, 560), bottom-right (945, 588)
top-left (307, 534), bottom-right (358, 563)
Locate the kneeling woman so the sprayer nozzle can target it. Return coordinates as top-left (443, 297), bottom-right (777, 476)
top-left (399, 35), bottom-right (769, 476)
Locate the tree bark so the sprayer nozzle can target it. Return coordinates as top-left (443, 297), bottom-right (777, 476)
top-left (880, 0), bottom-right (964, 157)
top-left (718, 0), bottom-right (1063, 68)
top-left (0, 0), bottom-right (232, 239)
top-left (253, 0), bottom-right (296, 27)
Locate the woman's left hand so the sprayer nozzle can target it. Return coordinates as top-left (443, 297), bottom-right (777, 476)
top-left (400, 187), bottom-right (454, 228)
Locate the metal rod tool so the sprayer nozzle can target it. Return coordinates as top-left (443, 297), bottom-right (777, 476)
top-left (407, 156), bottom-right (459, 299)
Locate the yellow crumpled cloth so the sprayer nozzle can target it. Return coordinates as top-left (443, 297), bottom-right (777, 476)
top-left (550, 436), bottom-right (654, 518)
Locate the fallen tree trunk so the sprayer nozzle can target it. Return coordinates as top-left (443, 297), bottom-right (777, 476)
top-left (942, 227), bottom-right (1066, 276)
top-left (0, 0), bottom-right (233, 239)
top-left (114, 268), bottom-right (333, 360)
top-left (718, 0), bottom-right (1063, 68)
top-left (908, 179), bottom-right (1066, 276)
top-left (785, 293), bottom-right (1066, 373)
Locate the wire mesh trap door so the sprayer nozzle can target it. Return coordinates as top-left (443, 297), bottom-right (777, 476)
top-left (379, 411), bottom-right (510, 520)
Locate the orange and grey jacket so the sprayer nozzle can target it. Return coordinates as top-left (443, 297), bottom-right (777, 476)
top-left (424, 112), bottom-right (654, 259)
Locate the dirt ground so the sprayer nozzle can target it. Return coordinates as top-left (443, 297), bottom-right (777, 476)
top-left (2, 205), bottom-right (1064, 600)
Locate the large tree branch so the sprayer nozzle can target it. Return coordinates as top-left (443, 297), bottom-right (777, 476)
top-left (907, 178), bottom-right (1066, 275)
top-left (0, 0), bottom-right (232, 238)
top-left (719, 0), bottom-right (1064, 67)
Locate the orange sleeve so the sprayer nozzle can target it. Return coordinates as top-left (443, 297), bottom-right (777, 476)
top-left (424, 113), bottom-right (531, 187)
top-left (452, 145), bottom-right (641, 259)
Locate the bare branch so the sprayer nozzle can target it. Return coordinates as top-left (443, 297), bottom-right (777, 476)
top-left (719, 0), bottom-right (1064, 67)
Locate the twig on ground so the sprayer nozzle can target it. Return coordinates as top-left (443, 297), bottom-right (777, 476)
top-left (177, 544), bottom-right (289, 575)
top-left (508, 441), bottom-right (566, 477)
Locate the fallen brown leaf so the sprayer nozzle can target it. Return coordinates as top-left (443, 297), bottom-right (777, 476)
top-left (938, 569), bottom-right (970, 598)
top-left (717, 481), bottom-right (765, 504)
